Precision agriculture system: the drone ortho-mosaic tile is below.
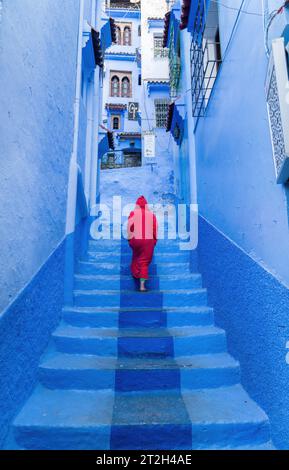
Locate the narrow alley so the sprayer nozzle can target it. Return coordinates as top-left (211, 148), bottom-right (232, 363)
top-left (1, 0), bottom-right (289, 454)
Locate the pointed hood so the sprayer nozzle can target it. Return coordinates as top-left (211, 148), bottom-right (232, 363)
top-left (135, 195), bottom-right (148, 209)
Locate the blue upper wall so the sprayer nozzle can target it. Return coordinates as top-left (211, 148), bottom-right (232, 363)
top-left (194, 0), bottom-right (289, 287)
top-left (0, 0), bottom-right (80, 312)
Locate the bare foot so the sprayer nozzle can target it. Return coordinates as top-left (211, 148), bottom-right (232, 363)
top-left (140, 280), bottom-right (147, 292)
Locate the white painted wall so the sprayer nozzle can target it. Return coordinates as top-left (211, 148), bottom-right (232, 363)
top-left (141, 0), bottom-right (169, 81)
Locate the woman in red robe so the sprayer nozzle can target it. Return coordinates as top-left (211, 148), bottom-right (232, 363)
top-left (127, 196), bottom-right (158, 292)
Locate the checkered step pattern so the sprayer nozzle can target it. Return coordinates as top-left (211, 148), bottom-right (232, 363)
top-left (12, 239), bottom-right (273, 450)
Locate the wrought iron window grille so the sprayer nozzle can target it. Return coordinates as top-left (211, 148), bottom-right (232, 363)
top-left (169, 54), bottom-right (181, 99)
top-left (155, 99), bottom-right (170, 128)
top-left (190, 4), bottom-right (222, 118)
top-left (154, 36), bottom-right (169, 59)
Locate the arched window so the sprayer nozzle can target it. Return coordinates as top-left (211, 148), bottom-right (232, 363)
top-left (112, 116), bottom-right (120, 130)
top-left (111, 75), bottom-right (120, 97)
top-left (123, 26), bottom-right (131, 46)
top-left (116, 26), bottom-right (122, 45)
top-left (121, 77), bottom-right (130, 97)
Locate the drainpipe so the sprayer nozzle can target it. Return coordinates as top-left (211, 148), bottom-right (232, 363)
top-left (64, 0), bottom-right (85, 305)
top-left (90, 0), bottom-right (104, 206)
top-left (65, 0), bottom-right (85, 236)
top-left (84, 0), bottom-right (97, 205)
top-left (89, 0), bottom-right (100, 207)
top-left (91, 0), bottom-right (96, 26)
top-left (90, 68), bottom-right (101, 206)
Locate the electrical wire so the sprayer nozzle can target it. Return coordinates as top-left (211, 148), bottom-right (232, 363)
top-left (171, 0), bottom-right (289, 103)
top-left (211, 0), bottom-right (262, 16)
top-left (210, 0), bottom-right (289, 59)
top-left (264, 0), bottom-right (289, 57)
top-left (171, 0), bottom-right (245, 104)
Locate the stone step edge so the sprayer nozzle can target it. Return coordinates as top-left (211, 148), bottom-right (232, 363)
top-left (73, 288), bottom-right (207, 295)
top-left (62, 306), bottom-right (214, 313)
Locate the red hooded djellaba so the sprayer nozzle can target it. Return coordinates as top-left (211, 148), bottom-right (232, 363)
top-left (127, 196), bottom-right (158, 291)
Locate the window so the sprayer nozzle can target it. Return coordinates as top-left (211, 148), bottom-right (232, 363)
top-left (155, 99), bottom-right (169, 128)
top-left (112, 115), bottom-right (121, 130)
top-left (111, 75), bottom-right (120, 97)
top-left (116, 26), bottom-right (122, 45)
top-left (154, 35), bottom-right (168, 59)
top-left (123, 26), bottom-right (132, 46)
top-left (138, 25), bottom-right (141, 36)
top-left (114, 22), bottom-right (132, 46)
top-left (110, 71), bottom-right (132, 98)
top-left (121, 77), bottom-right (131, 97)
top-left (138, 74), bottom-right (141, 86)
top-left (190, 1), bottom-right (222, 118)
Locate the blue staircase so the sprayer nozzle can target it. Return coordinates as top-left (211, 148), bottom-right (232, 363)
top-left (12, 238), bottom-right (273, 450)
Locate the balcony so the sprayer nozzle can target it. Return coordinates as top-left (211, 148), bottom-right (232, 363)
top-left (106, 0), bottom-right (141, 10)
top-left (101, 149), bottom-right (142, 170)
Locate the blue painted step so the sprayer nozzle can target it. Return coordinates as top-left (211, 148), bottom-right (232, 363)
top-left (11, 228), bottom-right (272, 449)
top-left (74, 273), bottom-right (202, 291)
top-left (88, 240), bottom-right (194, 253)
top-left (38, 352), bottom-right (240, 391)
top-left (77, 261), bottom-right (195, 275)
top-left (85, 251), bottom-right (190, 263)
top-left (62, 306), bottom-right (214, 328)
top-left (52, 324), bottom-right (225, 357)
top-left (13, 386), bottom-right (270, 450)
top-left (73, 289), bottom-right (208, 308)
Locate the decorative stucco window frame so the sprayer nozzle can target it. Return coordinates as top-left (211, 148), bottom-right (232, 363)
top-left (114, 21), bottom-right (133, 46)
top-left (105, 103), bottom-right (127, 132)
top-left (109, 71), bottom-right (132, 98)
top-left (265, 35), bottom-right (289, 184)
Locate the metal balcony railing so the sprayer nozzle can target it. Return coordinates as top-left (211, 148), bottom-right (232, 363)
top-left (101, 150), bottom-right (142, 169)
top-left (106, 0), bottom-right (141, 10)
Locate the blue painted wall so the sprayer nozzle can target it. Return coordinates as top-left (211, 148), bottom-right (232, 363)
top-left (0, 0), bottom-right (92, 448)
top-left (197, 216), bottom-right (289, 449)
top-left (189, 1), bottom-right (289, 449)
top-left (0, 240), bottom-right (65, 448)
top-left (0, 0), bottom-right (80, 313)
top-left (195, 0), bottom-right (289, 286)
